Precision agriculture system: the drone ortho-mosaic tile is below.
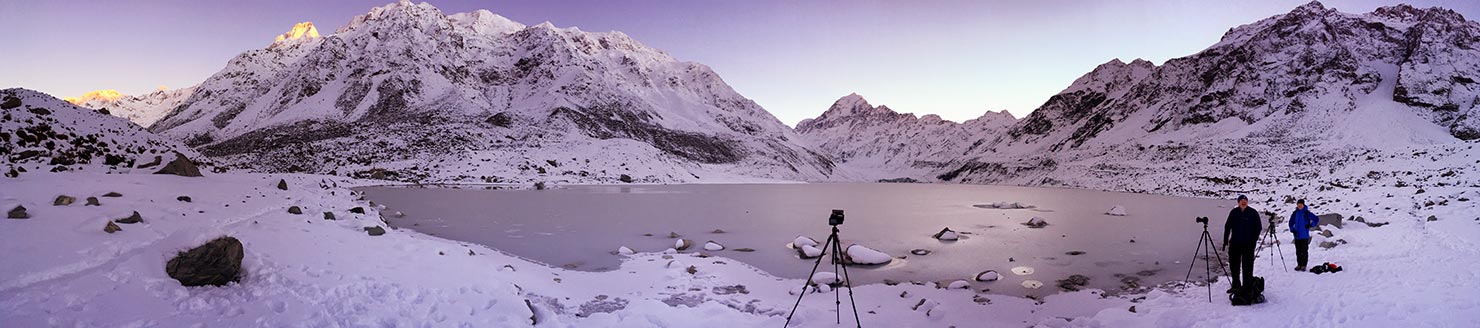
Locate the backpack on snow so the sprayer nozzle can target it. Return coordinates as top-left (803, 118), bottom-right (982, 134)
top-left (1229, 276), bottom-right (1266, 306)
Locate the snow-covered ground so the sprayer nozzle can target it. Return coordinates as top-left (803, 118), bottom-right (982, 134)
top-left (2, 168), bottom-right (1476, 327)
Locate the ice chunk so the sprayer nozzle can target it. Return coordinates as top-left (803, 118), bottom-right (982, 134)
top-left (703, 241), bottom-right (724, 251)
top-left (617, 246), bottom-right (635, 255)
top-left (1023, 217), bottom-right (1049, 228)
top-left (1106, 205), bottom-right (1128, 216)
top-left (933, 227), bottom-right (959, 241)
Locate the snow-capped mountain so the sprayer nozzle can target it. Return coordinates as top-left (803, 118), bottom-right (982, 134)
top-left (68, 87), bottom-right (197, 127)
top-left (149, 0), bottom-right (834, 183)
top-left (997, 1), bottom-right (1479, 154)
top-left (1, 88), bottom-right (202, 175)
top-left (795, 93), bottom-right (1015, 179)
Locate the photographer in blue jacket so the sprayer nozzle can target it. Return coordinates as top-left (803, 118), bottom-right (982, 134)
top-left (1288, 199), bottom-right (1320, 271)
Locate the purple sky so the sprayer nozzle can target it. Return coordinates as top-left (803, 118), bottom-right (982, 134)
top-left (4, 0), bottom-right (1477, 125)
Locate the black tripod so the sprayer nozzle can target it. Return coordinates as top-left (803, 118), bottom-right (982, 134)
top-left (784, 224), bottom-right (861, 327)
top-left (1260, 214), bottom-right (1288, 272)
top-left (1185, 217), bottom-right (1228, 302)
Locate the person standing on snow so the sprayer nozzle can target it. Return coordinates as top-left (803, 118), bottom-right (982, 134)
top-left (1223, 195), bottom-right (1262, 291)
top-left (1288, 199), bottom-right (1320, 271)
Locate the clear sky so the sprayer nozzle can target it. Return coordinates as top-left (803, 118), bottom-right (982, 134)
top-left (3, 0), bottom-right (1477, 125)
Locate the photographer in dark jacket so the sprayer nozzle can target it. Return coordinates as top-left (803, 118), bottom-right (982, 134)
top-left (1222, 195), bottom-right (1262, 290)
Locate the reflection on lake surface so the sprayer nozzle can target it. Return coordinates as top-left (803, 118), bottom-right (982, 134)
top-left (359, 183), bottom-right (1233, 298)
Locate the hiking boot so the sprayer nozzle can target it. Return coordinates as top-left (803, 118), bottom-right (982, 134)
top-left (1295, 265), bottom-right (1306, 271)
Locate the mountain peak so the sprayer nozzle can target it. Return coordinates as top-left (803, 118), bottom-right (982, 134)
top-left (274, 22), bottom-right (320, 42)
top-left (63, 89), bottom-right (124, 105)
top-left (1292, 1), bottom-right (1326, 14)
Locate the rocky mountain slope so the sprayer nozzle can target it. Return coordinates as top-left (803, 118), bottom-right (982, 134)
top-left (1, 88), bottom-right (203, 176)
top-left (794, 93), bottom-right (1015, 179)
top-left (147, 0), bottom-right (833, 183)
top-left (794, 2), bottom-right (1479, 198)
top-left (69, 87), bottom-right (197, 127)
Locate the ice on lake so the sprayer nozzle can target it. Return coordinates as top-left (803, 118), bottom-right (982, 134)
top-left (359, 183), bottom-right (1231, 298)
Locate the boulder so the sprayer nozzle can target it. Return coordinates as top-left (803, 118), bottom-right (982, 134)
top-left (975, 270), bottom-right (1001, 282)
top-left (53, 195), bottom-right (76, 206)
top-left (1023, 217), bottom-right (1049, 228)
top-left (617, 246), bottom-right (635, 255)
top-left (674, 239), bottom-right (693, 251)
top-left (85, 197), bottom-right (100, 206)
top-left (364, 226), bottom-right (386, 236)
top-left (165, 236), bottom-right (244, 287)
top-left (114, 211), bottom-right (143, 224)
top-left (153, 152), bottom-right (203, 177)
top-left (287, 206), bottom-right (303, 214)
top-left (323, 212), bottom-right (336, 220)
top-left (1106, 205), bottom-right (1128, 216)
top-left (844, 244), bottom-right (892, 265)
top-left (1057, 274), bottom-right (1091, 291)
top-left (704, 241), bottom-right (725, 251)
top-left (101, 192), bottom-right (123, 197)
top-left (349, 207), bottom-right (365, 214)
top-left (810, 272), bottom-right (839, 285)
top-left (933, 227), bottom-right (959, 241)
top-left (1427, 215), bottom-right (1438, 222)
top-left (276, 179), bottom-right (288, 190)
top-left (176, 196), bottom-right (192, 203)
top-left (7, 205), bottom-right (29, 219)
top-left (104, 221), bottom-right (122, 233)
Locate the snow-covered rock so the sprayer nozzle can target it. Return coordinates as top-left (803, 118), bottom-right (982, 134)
top-left (703, 241), bottom-right (724, 251)
top-left (844, 244), bottom-right (892, 265)
top-left (797, 244), bottom-right (824, 259)
top-left (791, 235), bottom-right (819, 248)
top-left (1106, 205), bottom-right (1128, 216)
top-left (945, 280), bottom-right (971, 289)
top-left (1024, 217), bottom-right (1049, 228)
top-left (809, 271), bottom-right (839, 285)
top-left (975, 270), bottom-right (1001, 282)
top-left (617, 246), bottom-right (635, 255)
top-left (933, 227), bottom-right (959, 241)
top-left (674, 239), bottom-right (692, 251)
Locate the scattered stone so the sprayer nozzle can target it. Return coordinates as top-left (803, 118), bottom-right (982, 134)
top-left (8, 205), bottom-right (31, 219)
top-left (101, 192), bottom-right (123, 197)
top-left (1023, 217), bottom-right (1049, 228)
top-left (394, 211), bottom-right (405, 218)
top-left (153, 152), bottom-right (203, 177)
top-left (104, 221), bottom-right (122, 233)
top-left (686, 265), bottom-right (698, 275)
top-left (667, 232), bottom-right (681, 238)
top-left (276, 179), bottom-right (288, 190)
top-left (1106, 205), bottom-right (1128, 216)
top-left (1066, 250), bottom-right (1087, 256)
top-left (711, 229), bottom-right (727, 234)
top-left (1129, 306), bottom-right (1137, 313)
top-left (1427, 215), bottom-right (1438, 222)
top-left (53, 195), bottom-right (76, 206)
top-left (733, 248), bottom-right (756, 252)
top-left (946, 280), bottom-right (972, 289)
top-left (114, 211), bottom-right (143, 224)
top-left (350, 207), bottom-right (365, 214)
top-left (287, 206), bottom-right (302, 214)
top-left (177, 196), bottom-right (192, 203)
top-left (323, 212), bottom-right (336, 220)
top-left (933, 227), bottom-right (959, 241)
top-left (911, 249), bottom-right (932, 256)
top-left (165, 236), bottom-right (244, 287)
top-left (1319, 230), bottom-right (1334, 238)
top-left (364, 226), bottom-right (386, 236)
top-left (85, 197), bottom-right (100, 206)
top-left (674, 239), bottom-right (693, 251)
top-left (703, 241), bottom-right (725, 251)
top-left (617, 246), bottom-right (635, 255)
top-left (975, 270), bottom-right (1001, 282)
top-left (843, 244), bottom-right (892, 265)
top-left (1057, 274), bottom-right (1091, 291)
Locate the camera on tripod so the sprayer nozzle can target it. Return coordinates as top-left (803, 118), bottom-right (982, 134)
top-left (829, 209), bottom-right (845, 226)
top-left (1195, 216), bottom-right (1209, 224)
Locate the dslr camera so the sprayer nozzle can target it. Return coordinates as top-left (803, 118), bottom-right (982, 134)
top-left (829, 209), bottom-right (845, 226)
top-left (1195, 216), bottom-right (1209, 224)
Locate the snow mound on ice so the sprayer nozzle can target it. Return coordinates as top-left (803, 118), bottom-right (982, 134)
top-left (845, 244), bottom-right (892, 265)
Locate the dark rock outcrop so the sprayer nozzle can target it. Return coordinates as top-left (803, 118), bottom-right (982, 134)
top-left (165, 236), bottom-right (245, 287)
top-left (154, 152), bottom-right (203, 177)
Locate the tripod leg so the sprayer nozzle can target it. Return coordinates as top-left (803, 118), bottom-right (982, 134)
top-left (784, 233), bottom-right (836, 327)
top-left (1186, 233), bottom-right (1205, 281)
top-left (1207, 231), bottom-right (1228, 275)
top-left (831, 238), bottom-right (841, 324)
top-left (833, 231), bottom-right (862, 328)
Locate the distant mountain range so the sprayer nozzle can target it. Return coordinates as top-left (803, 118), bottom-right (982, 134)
top-left (34, 1), bottom-right (1480, 188)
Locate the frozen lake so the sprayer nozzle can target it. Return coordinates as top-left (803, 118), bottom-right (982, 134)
top-left (359, 183), bottom-right (1236, 298)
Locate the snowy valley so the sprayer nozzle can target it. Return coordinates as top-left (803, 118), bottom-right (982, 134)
top-left (4, 1), bottom-right (1479, 327)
